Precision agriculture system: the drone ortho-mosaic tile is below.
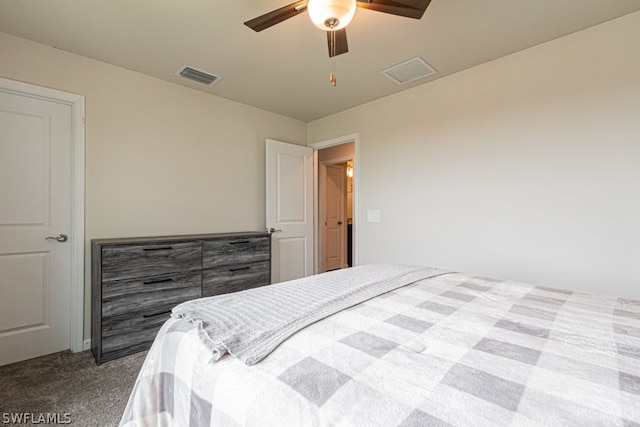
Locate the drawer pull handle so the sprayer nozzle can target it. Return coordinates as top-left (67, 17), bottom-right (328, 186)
top-left (143, 246), bottom-right (173, 251)
top-left (143, 310), bottom-right (172, 318)
top-left (229, 241), bottom-right (250, 245)
top-left (143, 278), bottom-right (174, 285)
top-left (229, 266), bottom-right (251, 272)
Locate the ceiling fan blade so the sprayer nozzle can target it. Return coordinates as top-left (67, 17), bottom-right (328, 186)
top-left (356, 0), bottom-right (432, 19)
top-left (327, 28), bottom-right (349, 58)
top-left (244, 0), bottom-right (308, 32)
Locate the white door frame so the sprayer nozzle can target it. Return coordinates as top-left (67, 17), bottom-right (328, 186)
top-left (309, 133), bottom-right (360, 275)
top-left (0, 77), bottom-right (85, 353)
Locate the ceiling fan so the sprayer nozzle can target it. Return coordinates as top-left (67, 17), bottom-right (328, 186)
top-left (244, 0), bottom-right (433, 58)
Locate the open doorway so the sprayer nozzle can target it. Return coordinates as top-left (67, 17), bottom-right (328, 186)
top-left (317, 142), bottom-right (355, 273)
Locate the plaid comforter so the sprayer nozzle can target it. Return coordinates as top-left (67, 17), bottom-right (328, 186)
top-left (121, 269), bottom-right (640, 426)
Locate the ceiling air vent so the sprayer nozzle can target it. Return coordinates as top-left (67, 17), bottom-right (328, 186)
top-left (381, 57), bottom-right (437, 85)
top-left (176, 65), bottom-right (221, 87)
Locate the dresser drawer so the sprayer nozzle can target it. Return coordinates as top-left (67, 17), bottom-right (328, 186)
top-left (202, 261), bottom-right (270, 297)
top-left (203, 236), bottom-right (269, 268)
top-left (101, 308), bottom-right (172, 359)
top-left (102, 270), bottom-right (202, 318)
top-left (101, 242), bottom-right (202, 281)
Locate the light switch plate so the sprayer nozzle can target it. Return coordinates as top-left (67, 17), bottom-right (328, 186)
top-left (367, 210), bottom-right (381, 222)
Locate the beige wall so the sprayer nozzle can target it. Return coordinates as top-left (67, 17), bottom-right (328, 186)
top-left (318, 142), bottom-right (354, 162)
top-left (308, 12), bottom-right (640, 298)
top-left (0, 32), bottom-right (307, 338)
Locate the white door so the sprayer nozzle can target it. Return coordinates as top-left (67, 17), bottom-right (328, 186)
top-left (322, 164), bottom-right (346, 271)
top-left (266, 139), bottom-right (314, 283)
top-left (0, 88), bottom-right (73, 366)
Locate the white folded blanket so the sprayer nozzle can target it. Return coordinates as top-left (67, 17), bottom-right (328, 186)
top-left (172, 264), bottom-right (449, 365)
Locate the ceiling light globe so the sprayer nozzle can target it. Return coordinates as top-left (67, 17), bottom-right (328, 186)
top-left (307, 0), bottom-right (356, 31)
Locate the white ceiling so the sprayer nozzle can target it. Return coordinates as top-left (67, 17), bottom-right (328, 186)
top-left (1, 0), bottom-right (639, 122)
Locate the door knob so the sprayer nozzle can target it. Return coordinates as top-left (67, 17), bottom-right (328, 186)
top-left (268, 228), bottom-right (282, 233)
top-left (45, 234), bottom-right (68, 243)
top-left (338, 221), bottom-right (343, 225)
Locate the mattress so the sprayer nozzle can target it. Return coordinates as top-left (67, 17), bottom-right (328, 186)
top-left (120, 266), bottom-right (640, 426)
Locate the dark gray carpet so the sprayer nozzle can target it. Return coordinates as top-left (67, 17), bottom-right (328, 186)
top-left (0, 350), bottom-right (147, 426)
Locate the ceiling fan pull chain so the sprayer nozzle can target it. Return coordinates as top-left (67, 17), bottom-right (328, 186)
top-left (329, 28), bottom-right (337, 86)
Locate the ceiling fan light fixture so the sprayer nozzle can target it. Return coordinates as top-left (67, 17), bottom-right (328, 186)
top-left (307, 0), bottom-right (356, 31)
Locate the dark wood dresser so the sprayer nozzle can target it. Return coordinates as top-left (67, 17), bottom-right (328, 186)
top-left (91, 232), bottom-right (270, 364)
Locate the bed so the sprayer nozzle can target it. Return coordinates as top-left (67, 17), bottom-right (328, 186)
top-left (120, 264), bottom-right (640, 426)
